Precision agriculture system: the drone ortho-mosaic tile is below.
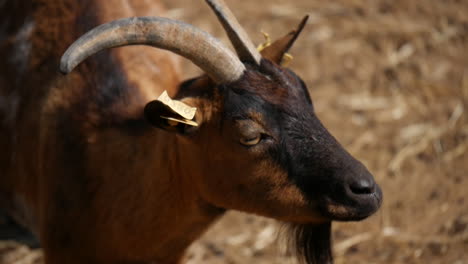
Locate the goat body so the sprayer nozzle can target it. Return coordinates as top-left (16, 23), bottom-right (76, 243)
top-left (0, 1), bottom-right (382, 263)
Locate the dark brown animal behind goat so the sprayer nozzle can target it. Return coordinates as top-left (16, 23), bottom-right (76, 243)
top-left (0, 0), bottom-right (382, 263)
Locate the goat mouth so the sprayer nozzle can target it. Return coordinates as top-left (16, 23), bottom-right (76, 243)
top-left (321, 185), bottom-right (383, 221)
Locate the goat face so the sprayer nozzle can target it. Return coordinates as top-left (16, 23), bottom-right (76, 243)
top-left (59, 1), bottom-right (381, 224)
top-left (173, 59), bottom-right (382, 224)
top-left (60, 2), bottom-right (383, 261)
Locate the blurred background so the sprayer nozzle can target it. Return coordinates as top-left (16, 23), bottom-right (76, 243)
top-left (1, 0), bottom-right (467, 263)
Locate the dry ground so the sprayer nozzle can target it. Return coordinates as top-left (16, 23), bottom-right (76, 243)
top-left (1, 0), bottom-right (467, 263)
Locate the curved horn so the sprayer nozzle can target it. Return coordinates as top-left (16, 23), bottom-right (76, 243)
top-left (60, 17), bottom-right (245, 83)
top-left (205, 0), bottom-right (261, 65)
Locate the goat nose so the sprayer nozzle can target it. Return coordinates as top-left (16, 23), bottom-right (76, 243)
top-left (349, 178), bottom-right (375, 195)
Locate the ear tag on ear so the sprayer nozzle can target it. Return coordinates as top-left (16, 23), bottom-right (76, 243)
top-left (157, 91), bottom-right (196, 120)
top-left (281, 53), bottom-right (294, 67)
top-left (257, 31), bottom-right (294, 66)
top-left (157, 91), bottom-right (198, 127)
top-left (160, 116), bottom-right (199, 127)
top-left (257, 31), bottom-right (272, 52)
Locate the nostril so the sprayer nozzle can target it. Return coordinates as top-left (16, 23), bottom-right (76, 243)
top-left (350, 179), bottom-right (375, 195)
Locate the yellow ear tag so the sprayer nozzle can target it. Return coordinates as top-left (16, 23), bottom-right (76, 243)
top-left (257, 31), bottom-right (294, 66)
top-left (281, 53), bottom-right (294, 67)
top-left (157, 91), bottom-right (198, 127)
top-left (257, 31), bottom-right (272, 52)
top-left (160, 116), bottom-right (199, 127)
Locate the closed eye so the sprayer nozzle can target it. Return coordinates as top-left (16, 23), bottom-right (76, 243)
top-left (240, 134), bottom-right (261, 146)
top-left (239, 133), bottom-right (272, 147)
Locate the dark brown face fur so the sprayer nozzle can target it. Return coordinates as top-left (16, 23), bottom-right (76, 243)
top-left (181, 60), bottom-right (382, 221)
top-left (169, 59), bottom-right (382, 263)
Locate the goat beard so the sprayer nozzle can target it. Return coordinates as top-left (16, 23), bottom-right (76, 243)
top-left (287, 222), bottom-right (333, 264)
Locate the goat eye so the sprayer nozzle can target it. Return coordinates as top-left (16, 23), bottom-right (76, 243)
top-left (240, 134), bottom-right (262, 146)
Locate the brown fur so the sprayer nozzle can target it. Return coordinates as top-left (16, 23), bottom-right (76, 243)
top-left (0, 1), bottom-right (197, 263)
top-left (0, 1), bottom-right (381, 263)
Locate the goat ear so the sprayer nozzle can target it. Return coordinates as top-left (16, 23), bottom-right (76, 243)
top-left (260, 15), bottom-right (309, 64)
top-left (144, 91), bottom-right (200, 134)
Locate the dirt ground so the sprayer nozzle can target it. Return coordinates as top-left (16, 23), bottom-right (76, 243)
top-left (1, 0), bottom-right (467, 263)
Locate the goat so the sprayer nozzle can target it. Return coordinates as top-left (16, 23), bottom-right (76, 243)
top-left (0, 0), bottom-right (382, 263)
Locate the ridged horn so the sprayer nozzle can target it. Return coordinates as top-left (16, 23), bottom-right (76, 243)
top-left (205, 0), bottom-right (262, 65)
top-left (60, 17), bottom-right (245, 83)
